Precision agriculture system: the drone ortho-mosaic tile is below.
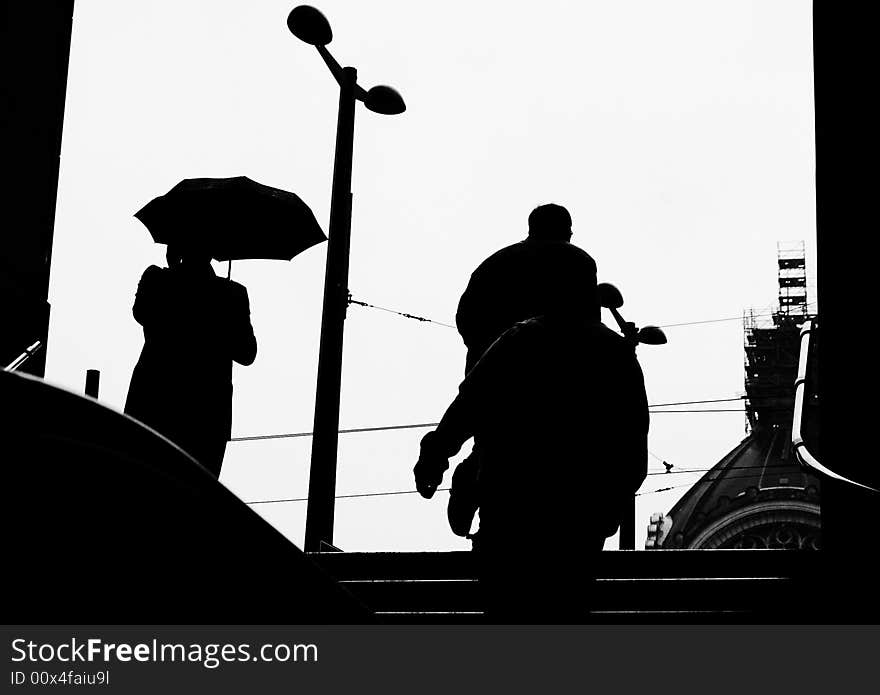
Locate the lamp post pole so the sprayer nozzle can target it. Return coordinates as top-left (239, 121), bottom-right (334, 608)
top-left (305, 66), bottom-right (358, 552)
top-left (288, 5), bottom-right (404, 552)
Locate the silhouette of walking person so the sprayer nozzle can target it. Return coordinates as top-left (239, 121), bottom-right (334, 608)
top-left (415, 271), bottom-right (648, 622)
top-left (124, 245), bottom-right (257, 477)
top-left (446, 204), bottom-right (601, 544)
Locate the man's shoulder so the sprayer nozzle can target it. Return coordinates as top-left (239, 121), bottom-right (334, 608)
top-left (474, 241), bottom-right (529, 269)
top-left (493, 239), bottom-right (596, 263)
top-left (220, 276), bottom-right (247, 290)
top-left (139, 265), bottom-right (168, 283)
top-left (210, 276), bottom-right (249, 300)
top-left (467, 240), bottom-right (597, 289)
top-left (545, 240), bottom-right (597, 266)
top-left (567, 242), bottom-right (596, 262)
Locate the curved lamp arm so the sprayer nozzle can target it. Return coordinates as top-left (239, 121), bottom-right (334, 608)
top-left (792, 321), bottom-right (878, 493)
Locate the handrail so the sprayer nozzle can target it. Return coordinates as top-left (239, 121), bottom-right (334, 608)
top-left (792, 321), bottom-right (878, 493)
top-left (4, 340), bottom-right (43, 372)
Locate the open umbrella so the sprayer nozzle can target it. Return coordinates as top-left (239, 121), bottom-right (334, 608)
top-left (134, 176), bottom-right (326, 261)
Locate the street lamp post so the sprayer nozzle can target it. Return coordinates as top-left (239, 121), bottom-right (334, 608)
top-left (287, 5), bottom-right (405, 552)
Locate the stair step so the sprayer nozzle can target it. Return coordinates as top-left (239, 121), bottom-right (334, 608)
top-left (311, 550), bottom-right (817, 620)
top-left (313, 549), bottom-right (818, 581)
top-left (339, 577), bottom-right (797, 613)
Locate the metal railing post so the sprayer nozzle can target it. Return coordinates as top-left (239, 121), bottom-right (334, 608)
top-left (85, 369), bottom-right (100, 398)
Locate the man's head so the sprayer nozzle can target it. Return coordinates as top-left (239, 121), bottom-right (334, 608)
top-left (527, 204), bottom-right (572, 242)
top-left (167, 243), bottom-right (212, 271)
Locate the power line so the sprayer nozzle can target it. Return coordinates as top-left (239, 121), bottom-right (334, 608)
top-left (230, 397), bottom-right (760, 441)
top-left (635, 482), bottom-right (696, 496)
top-left (648, 450), bottom-right (668, 464)
top-left (246, 487), bottom-right (451, 506)
top-left (644, 463), bottom-right (791, 477)
top-left (232, 421), bottom-right (440, 442)
top-left (346, 294), bottom-right (816, 332)
top-left (649, 409), bottom-right (745, 413)
top-left (348, 296), bottom-right (456, 329)
top-left (635, 470), bottom-right (786, 496)
top-left (244, 469), bottom-right (809, 506)
top-left (650, 397), bottom-right (744, 407)
top-left (659, 302), bottom-right (817, 329)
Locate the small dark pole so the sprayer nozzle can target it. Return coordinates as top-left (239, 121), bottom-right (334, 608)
top-left (85, 369), bottom-right (100, 398)
top-left (304, 67), bottom-right (357, 552)
top-left (619, 497), bottom-right (636, 550)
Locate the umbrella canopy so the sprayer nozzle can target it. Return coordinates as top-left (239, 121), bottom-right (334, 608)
top-left (135, 176), bottom-right (326, 261)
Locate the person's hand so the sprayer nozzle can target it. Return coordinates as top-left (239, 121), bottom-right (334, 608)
top-left (414, 456), bottom-right (445, 498)
top-left (414, 431), bottom-right (449, 499)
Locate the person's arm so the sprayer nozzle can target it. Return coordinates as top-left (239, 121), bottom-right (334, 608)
top-left (132, 266), bottom-right (165, 327)
top-left (414, 391), bottom-right (475, 498)
top-left (227, 283), bottom-right (257, 366)
top-left (414, 321), bottom-right (531, 498)
top-left (455, 271), bottom-right (482, 350)
top-left (456, 256), bottom-right (498, 351)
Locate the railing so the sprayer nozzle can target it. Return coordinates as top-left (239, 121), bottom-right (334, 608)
top-left (4, 340), bottom-right (43, 372)
top-left (792, 321), bottom-right (877, 492)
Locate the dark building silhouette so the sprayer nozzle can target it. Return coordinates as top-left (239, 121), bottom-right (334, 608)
top-left (2, 2), bottom-right (75, 376)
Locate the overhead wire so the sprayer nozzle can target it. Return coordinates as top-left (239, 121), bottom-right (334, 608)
top-left (232, 421), bottom-right (440, 442)
top-left (347, 295), bottom-right (817, 332)
top-left (348, 296), bottom-right (456, 328)
top-left (230, 395), bottom-right (766, 442)
top-left (247, 488), bottom-right (451, 506)
top-left (243, 467), bottom-right (811, 506)
top-left (239, 297), bottom-right (812, 502)
top-left (649, 409), bottom-right (745, 413)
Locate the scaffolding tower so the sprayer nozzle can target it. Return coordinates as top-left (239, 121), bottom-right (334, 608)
top-left (777, 241), bottom-right (809, 319)
top-left (743, 242), bottom-right (814, 432)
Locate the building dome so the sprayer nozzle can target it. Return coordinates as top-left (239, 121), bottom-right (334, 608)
top-left (647, 424), bottom-right (822, 549)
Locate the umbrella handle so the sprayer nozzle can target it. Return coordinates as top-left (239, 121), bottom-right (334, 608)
top-left (227, 260), bottom-right (232, 280)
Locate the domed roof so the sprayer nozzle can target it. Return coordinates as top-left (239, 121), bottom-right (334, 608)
top-left (648, 424), bottom-right (822, 549)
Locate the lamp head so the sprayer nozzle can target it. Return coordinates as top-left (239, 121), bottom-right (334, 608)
top-left (364, 85), bottom-right (406, 115)
top-left (287, 5), bottom-right (333, 46)
top-left (638, 326), bottom-right (668, 345)
top-left (597, 282), bottom-right (624, 310)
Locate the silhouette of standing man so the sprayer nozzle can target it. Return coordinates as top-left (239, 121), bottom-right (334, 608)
top-left (125, 245), bottom-right (257, 477)
top-left (415, 271), bottom-right (648, 622)
top-left (456, 203), bottom-right (598, 373)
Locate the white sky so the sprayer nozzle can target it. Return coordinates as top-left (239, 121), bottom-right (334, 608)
top-left (48, 0), bottom-right (815, 551)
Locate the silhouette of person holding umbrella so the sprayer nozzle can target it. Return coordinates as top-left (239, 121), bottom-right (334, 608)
top-left (125, 244), bottom-right (257, 477)
top-left (125, 176), bottom-right (326, 477)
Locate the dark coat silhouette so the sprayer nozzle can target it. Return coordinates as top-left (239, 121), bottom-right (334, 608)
top-left (416, 314), bottom-right (648, 620)
top-left (456, 239), bottom-right (599, 372)
top-left (124, 261), bottom-right (257, 477)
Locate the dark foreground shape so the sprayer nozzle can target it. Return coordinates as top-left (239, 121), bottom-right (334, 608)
top-left (2, 370), bottom-right (370, 624)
